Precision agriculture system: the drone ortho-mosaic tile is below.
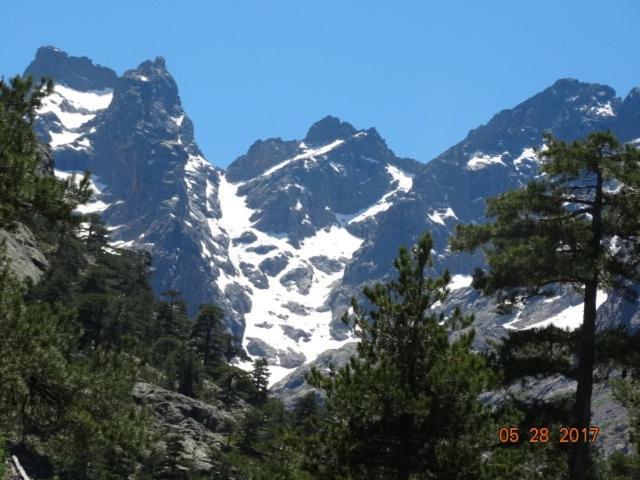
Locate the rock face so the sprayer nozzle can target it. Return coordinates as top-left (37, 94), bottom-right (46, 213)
top-left (25, 45), bottom-right (640, 388)
top-left (233, 116), bottom-right (421, 246)
top-left (271, 342), bottom-right (359, 407)
top-left (133, 382), bottom-right (247, 474)
top-left (1, 145), bottom-right (54, 282)
top-left (25, 46), bottom-right (119, 91)
top-left (343, 79), bottom-right (635, 291)
top-left (25, 46), bottom-right (244, 335)
top-left (0, 223), bottom-right (48, 281)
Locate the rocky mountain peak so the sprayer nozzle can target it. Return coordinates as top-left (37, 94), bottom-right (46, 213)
top-left (303, 115), bottom-right (358, 146)
top-left (617, 86), bottom-right (640, 141)
top-left (108, 58), bottom-right (186, 141)
top-left (24, 45), bottom-right (119, 91)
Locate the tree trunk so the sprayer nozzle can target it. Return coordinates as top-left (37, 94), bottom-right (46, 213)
top-left (571, 169), bottom-right (603, 480)
top-left (570, 279), bottom-right (598, 480)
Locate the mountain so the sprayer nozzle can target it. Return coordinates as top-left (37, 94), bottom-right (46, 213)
top-left (23, 46), bottom-right (640, 386)
top-left (273, 78), bottom-right (640, 395)
top-left (25, 46), bottom-right (421, 382)
top-left (334, 78), bottom-right (640, 331)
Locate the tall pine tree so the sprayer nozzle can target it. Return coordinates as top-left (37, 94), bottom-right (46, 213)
top-left (452, 132), bottom-right (640, 479)
top-left (191, 303), bottom-right (226, 368)
top-left (307, 233), bottom-right (496, 480)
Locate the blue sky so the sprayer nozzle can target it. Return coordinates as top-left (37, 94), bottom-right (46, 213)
top-left (3, 0), bottom-right (639, 167)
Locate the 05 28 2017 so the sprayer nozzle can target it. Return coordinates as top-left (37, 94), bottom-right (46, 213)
top-left (497, 426), bottom-right (600, 444)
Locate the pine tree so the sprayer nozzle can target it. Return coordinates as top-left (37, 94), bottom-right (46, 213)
top-left (176, 345), bottom-right (203, 398)
top-left (84, 213), bottom-right (110, 255)
top-left (157, 290), bottom-right (191, 340)
top-left (191, 303), bottom-right (226, 368)
top-left (306, 233), bottom-right (496, 480)
top-left (451, 132), bottom-right (640, 479)
top-left (250, 358), bottom-right (270, 406)
top-left (0, 257), bottom-right (151, 479)
top-left (154, 434), bottom-right (190, 480)
top-left (0, 75), bottom-right (91, 228)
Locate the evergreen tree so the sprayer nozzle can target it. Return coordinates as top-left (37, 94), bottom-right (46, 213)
top-left (0, 75), bottom-right (91, 228)
top-left (176, 345), bottom-right (203, 398)
top-left (0, 258), bottom-right (151, 479)
top-left (250, 358), bottom-right (270, 406)
top-left (84, 213), bottom-right (110, 255)
top-left (191, 303), bottom-right (226, 368)
top-left (306, 233), bottom-right (496, 480)
top-left (291, 392), bottom-right (320, 437)
top-left (154, 434), bottom-right (191, 480)
top-left (451, 132), bottom-right (640, 479)
top-left (0, 74), bottom-right (158, 478)
top-left (157, 290), bottom-right (191, 340)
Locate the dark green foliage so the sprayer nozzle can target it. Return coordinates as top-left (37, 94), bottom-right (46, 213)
top-left (0, 75), bottom-right (91, 228)
top-left (157, 290), bottom-right (191, 341)
top-left (0, 76), bottom-right (157, 478)
top-left (305, 233), bottom-right (496, 480)
top-left (212, 362), bottom-right (255, 405)
top-left (30, 218), bottom-right (157, 355)
top-left (250, 358), bottom-right (270, 406)
top-left (176, 345), bottom-right (204, 398)
top-left (612, 379), bottom-right (640, 453)
top-left (493, 326), bottom-right (575, 384)
top-left (452, 132), bottom-right (640, 479)
top-left (191, 303), bottom-right (241, 368)
top-left (290, 393), bottom-right (320, 437)
top-left (0, 443), bottom-right (4, 478)
top-left (44, 352), bottom-right (152, 479)
top-left (154, 434), bottom-right (191, 479)
top-left (596, 451), bottom-right (640, 480)
top-left (231, 398), bottom-right (311, 479)
top-left (0, 259), bottom-right (151, 479)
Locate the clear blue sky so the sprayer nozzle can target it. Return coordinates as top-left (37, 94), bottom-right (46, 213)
top-left (3, 0), bottom-right (639, 167)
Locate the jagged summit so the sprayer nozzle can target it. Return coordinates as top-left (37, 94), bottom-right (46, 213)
top-left (125, 57), bottom-right (171, 80)
top-left (303, 115), bottom-right (358, 146)
top-left (24, 45), bottom-right (119, 91)
top-left (113, 57), bottom-right (185, 132)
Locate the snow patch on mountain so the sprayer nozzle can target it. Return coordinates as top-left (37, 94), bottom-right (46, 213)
top-left (336, 164), bottom-right (413, 225)
top-left (261, 138), bottom-right (347, 178)
top-left (505, 290), bottom-right (608, 331)
top-left (427, 207), bottom-right (458, 226)
top-left (513, 147), bottom-right (538, 166)
top-left (49, 131), bottom-right (83, 149)
top-left (54, 169), bottom-right (110, 214)
top-left (581, 101), bottom-right (616, 117)
top-left (466, 152), bottom-right (507, 170)
top-left (215, 173), bottom-right (362, 384)
top-left (38, 85), bottom-right (113, 150)
top-left (449, 274), bottom-right (473, 290)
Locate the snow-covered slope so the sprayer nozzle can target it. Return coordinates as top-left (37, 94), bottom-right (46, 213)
top-left (216, 173), bottom-right (362, 382)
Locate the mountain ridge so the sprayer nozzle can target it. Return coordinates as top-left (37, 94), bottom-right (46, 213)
top-left (21, 45), bottom-right (640, 385)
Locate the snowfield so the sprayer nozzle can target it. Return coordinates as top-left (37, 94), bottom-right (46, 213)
top-left (37, 85), bottom-right (113, 150)
top-left (216, 173), bottom-right (362, 385)
top-left (504, 290), bottom-right (609, 331)
top-left (466, 152), bottom-right (507, 170)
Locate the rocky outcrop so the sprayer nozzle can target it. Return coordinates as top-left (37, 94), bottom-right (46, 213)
top-left (132, 382), bottom-right (247, 474)
top-left (279, 266), bottom-right (313, 294)
top-left (24, 46), bottom-right (118, 91)
top-left (0, 223), bottom-right (48, 281)
top-left (271, 342), bottom-right (359, 407)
